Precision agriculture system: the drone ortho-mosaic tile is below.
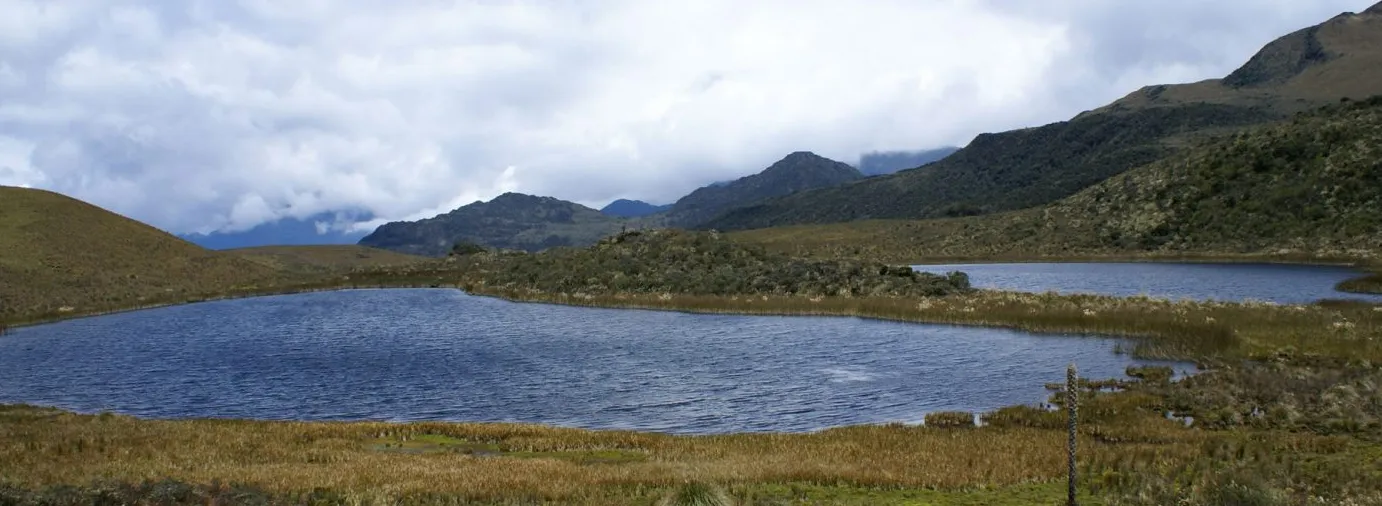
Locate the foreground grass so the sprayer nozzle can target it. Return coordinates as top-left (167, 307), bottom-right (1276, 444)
top-left (0, 405), bottom-right (1110, 505)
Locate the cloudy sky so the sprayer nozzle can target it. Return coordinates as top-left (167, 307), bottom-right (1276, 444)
top-left (0, 1), bottom-right (1369, 235)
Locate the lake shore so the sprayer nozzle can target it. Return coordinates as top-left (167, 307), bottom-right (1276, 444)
top-left (8, 271), bottom-right (1379, 362)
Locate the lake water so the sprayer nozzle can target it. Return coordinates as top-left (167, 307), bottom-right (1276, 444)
top-left (913, 262), bottom-right (1382, 304)
top-left (0, 289), bottom-right (1179, 434)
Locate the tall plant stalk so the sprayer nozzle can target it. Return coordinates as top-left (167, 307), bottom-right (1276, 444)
top-left (1067, 363), bottom-right (1078, 506)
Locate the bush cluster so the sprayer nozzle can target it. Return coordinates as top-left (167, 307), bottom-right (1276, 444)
top-left (458, 229), bottom-right (971, 297)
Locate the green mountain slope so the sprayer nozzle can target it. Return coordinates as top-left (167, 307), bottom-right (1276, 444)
top-left (705, 4), bottom-right (1382, 231)
top-left (665, 151), bottom-right (863, 227)
top-left (0, 187), bottom-right (288, 322)
top-left (732, 97), bottom-right (1382, 262)
top-left (358, 193), bottom-right (630, 256)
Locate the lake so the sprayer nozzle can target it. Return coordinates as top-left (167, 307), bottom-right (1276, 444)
top-left (913, 262), bottom-right (1382, 304)
top-left (0, 289), bottom-right (1178, 434)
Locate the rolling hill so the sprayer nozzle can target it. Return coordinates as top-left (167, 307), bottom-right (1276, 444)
top-left (229, 245), bottom-right (428, 273)
top-left (0, 187), bottom-right (290, 323)
top-left (732, 97), bottom-right (1382, 263)
top-left (704, 3), bottom-right (1382, 231)
top-left (358, 192), bottom-right (631, 256)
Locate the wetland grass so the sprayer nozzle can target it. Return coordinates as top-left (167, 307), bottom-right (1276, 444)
top-left (0, 404), bottom-right (1115, 504)
top-left (1338, 272), bottom-right (1382, 295)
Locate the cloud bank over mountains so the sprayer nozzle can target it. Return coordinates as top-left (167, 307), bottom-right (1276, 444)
top-left (0, 0), bottom-right (1365, 235)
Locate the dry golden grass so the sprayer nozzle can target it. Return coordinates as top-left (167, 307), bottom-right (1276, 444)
top-left (230, 245), bottom-right (430, 273)
top-left (0, 405), bottom-right (1115, 502)
top-left (0, 186), bottom-right (298, 324)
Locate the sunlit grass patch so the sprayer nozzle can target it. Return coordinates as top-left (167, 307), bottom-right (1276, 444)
top-left (368, 433), bottom-right (649, 464)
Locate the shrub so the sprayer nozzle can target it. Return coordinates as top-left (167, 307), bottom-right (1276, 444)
top-left (981, 405), bottom-right (1065, 429)
top-left (448, 241), bottom-right (487, 257)
top-left (924, 411), bottom-right (976, 428)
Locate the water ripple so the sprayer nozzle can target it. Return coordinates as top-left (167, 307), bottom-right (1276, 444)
top-left (0, 289), bottom-right (1184, 434)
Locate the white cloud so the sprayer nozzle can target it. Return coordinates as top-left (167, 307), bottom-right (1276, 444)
top-left (0, 0), bottom-right (1369, 233)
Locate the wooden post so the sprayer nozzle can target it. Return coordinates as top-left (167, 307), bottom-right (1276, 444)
top-left (1067, 363), bottom-right (1079, 506)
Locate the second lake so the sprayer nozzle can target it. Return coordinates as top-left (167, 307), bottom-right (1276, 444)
top-left (913, 262), bottom-right (1382, 304)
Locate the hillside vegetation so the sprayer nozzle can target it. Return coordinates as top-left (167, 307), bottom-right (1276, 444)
top-left (733, 97), bottom-right (1382, 262)
top-left (451, 229), bottom-right (971, 298)
top-left (1096, 2), bottom-right (1382, 115)
top-left (707, 103), bottom-right (1275, 230)
top-left (229, 245), bottom-right (428, 273)
top-left (0, 187), bottom-right (298, 323)
top-left (704, 5), bottom-right (1382, 231)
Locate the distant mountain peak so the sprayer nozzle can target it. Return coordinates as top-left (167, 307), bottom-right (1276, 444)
top-left (361, 192), bottom-right (622, 256)
top-left (762, 151), bottom-right (862, 177)
top-left (1222, 23), bottom-right (1332, 88)
top-left (661, 151), bottom-right (862, 228)
top-left (600, 199), bottom-right (670, 218)
top-left (491, 191), bottom-right (543, 203)
top-left (1367, 1), bottom-right (1382, 15)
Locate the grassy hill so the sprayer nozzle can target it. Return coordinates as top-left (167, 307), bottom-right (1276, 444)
top-left (229, 245), bottom-right (428, 273)
top-left (358, 193), bottom-right (631, 256)
top-left (704, 4), bottom-right (1382, 231)
top-left (1094, 2), bottom-right (1382, 116)
top-left (732, 97), bottom-right (1382, 263)
top-left (0, 187), bottom-right (295, 323)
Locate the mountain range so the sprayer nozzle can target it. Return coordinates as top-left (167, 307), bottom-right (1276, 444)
top-left (360, 151), bottom-right (868, 255)
top-left (734, 96), bottom-right (1382, 262)
top-left (358, 193), bottom-right (629, 256)
top-left (701, 4), bottom-right (1382, 230)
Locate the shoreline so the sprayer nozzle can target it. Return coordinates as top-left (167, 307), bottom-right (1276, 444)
top-left (901, 253), bottom-right (1376, 267)
top-left (9, 253), bottom-right (1379, 330)
top-left (8, 271), bottom-right (1376, 353)
top-left (0, 282), bottom-right (459, 331)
